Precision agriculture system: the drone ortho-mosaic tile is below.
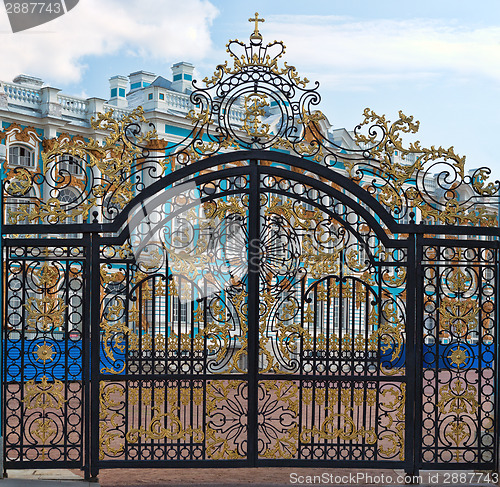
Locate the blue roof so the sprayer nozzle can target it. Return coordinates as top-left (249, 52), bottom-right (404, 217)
top-left (150, 76), bottom-right (173, 90)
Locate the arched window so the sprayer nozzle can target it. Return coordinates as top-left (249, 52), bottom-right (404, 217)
top-left (58, 155), bottom-right (83, 176)
top-left (58, 187), bottom-right (78, 207)
top-left (9, 145), bottom-right (34, 167)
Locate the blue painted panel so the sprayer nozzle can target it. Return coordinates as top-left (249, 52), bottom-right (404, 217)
top-left (4, 340), bottom-right (493, 382)
top-left (381, 342), bottom-right (494, 370)
top-left (5, 339), bottom-right (84, 381)
top-left (165, 125), bottom-right (191, 138)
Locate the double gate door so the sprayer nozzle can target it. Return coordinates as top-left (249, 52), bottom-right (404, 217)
top-left (2, 159), bottom-right (497, 476)
top-left (95, 161), bottom-right (409, 472)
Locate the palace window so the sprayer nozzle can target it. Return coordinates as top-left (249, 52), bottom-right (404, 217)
top-left (58, 155), bottom-right (83, 176)
top-left (9, 145), bottom-right (34, 167)
top-left (172, 297), bottom-right (188, 323)
top-left (58, 187), bottom-right (78, 207)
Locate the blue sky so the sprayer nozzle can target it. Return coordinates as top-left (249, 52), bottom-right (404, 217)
top-left (0, 0), bottom-right (499, 179)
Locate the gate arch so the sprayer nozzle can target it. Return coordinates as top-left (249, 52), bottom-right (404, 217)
top-left (2, 18), bottom-right (499, 480)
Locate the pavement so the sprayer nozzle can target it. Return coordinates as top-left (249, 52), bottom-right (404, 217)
top-left (0, 469), bottom-right (97, 486)
top-left (91, 467), bottom-right (500, 487)
top-left (0, 468), bottom-right (497, 487)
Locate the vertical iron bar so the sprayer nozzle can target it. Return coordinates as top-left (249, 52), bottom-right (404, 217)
top-left (415, 237), bottom-right (424, 474)
top-left (406, 233), bottom-right (420, 476)
top-left (247, 159), bottom-right (260, 466)
top-left (326, 278), bottom-right (331, 379)
top-left (82, 234), bottom-right (92, 478)
top-left (1, 245), bottom-right (7, 475)
top-left (88, 232), bottom-right (100, 480)
top-left (63, 256), bottom-right (69, 463)
top-left (495, 242), bottom-right (500, 473)
top-left (477, 247), bottom-right (483, 464)
top-left (20, 253), bottom-right (26, 463)
top-left (338, 252), bottom-right (344, 379)
top-left (434, 251), bottom-right (441, 466)
top-left (0, 188), bottom-right (4, 475)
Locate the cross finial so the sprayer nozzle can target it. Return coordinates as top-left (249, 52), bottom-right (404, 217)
top-left (249, 12), bottom-right (265, 40)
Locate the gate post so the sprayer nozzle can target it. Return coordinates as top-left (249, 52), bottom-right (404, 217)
top-left (85, 231), bottom-right (101, 481)
top-left (404, 229), bottom-right (419, 478)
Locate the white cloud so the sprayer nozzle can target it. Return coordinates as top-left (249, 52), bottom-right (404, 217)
top-left (263, 16), bottom-right (500, 90)
top-left (0, 0), bottom-right (218, 84)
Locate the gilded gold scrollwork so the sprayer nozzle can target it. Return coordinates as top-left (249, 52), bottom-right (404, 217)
top-left (378, 300), bottom-right (405, 368)
top-left (439, 298), bottom-right (479, 337)
top-left (24, 296), bottom-right (67, 332)
top-left (126, 405), bottom-right (204, 443)
top-left (203, 289), bottom-right (248, 373)
top-left (378, 384), bottom-right (405, 461)
top-left (5, 167), bottom-right (33, 196)
top-left (258, 381), bottom-right (299, 459)
top-left (353, 108), bottom-right (498, 226)
top-left (446, 419), bottom-right (470, 462)
top-left (438, 381), bottom-right (478, 415)
top-left (241, 94), bottom-right (270, 138)
top-left (227, 289), bottom-right (248, 373)
top-left (300, 406), bottom-right (377, 444)
top-left (32, 419), bottom-right (56, 444)
top-left (23, 375), bottom-right (67, 411)
top-left (34, 262), bottom-right (59, 288)
top-left (206, 380), bottom-right (247, 460)
top-left (7, 196), bottom-right (96, 225)
top-left (22, 376), bottom-right (67, 456)
top-left (99, 382), bottom-right (125, 460)
top-left (259, 290), bottom-right (277, 373)
top-left (100, 319), bottom-right (138, 374)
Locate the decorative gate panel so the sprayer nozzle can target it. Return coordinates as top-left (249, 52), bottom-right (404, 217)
top-left (418, 241), bottom-right (497, 467)
top-left (3, 242), bottom-right (88, 468)
top-left (255, 171), bottom-right (408, 464)
top-left (96, 173), bottom-right (252, 465)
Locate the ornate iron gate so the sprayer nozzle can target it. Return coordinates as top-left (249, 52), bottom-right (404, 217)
top-left (2, 17), bottom-right (499, 479)
top-left (94, 153), bottom-right (411, 472)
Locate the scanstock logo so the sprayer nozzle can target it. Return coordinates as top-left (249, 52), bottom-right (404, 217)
top-left (3, 0), bottom-right (79, 33)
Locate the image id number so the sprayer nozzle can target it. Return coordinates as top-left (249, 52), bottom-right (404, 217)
top-left (5, 2), bottom-right (62, 14)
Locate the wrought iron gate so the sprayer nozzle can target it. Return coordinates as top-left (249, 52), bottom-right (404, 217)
top-left (2, 17), bottom-right (499, 479)
top-left (93, 153), bottom-right (412, 472)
